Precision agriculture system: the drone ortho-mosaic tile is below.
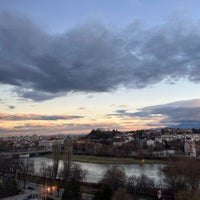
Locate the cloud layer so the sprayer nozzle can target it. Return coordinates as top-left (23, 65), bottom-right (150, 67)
top-left (111, 99), bottom-right (200, 128)
top-left (1, 99), bottom-right (200, 136)
top-left (1, 13), bottom-right (200, 101)
top-left (0, 113), bottom-right (83, 121)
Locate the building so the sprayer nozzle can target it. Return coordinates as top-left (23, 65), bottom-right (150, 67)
top-left (184, 138), bottom-right (196, 157)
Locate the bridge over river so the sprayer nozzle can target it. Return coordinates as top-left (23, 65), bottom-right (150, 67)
top-left (0, 150), bottom-right (50, 158)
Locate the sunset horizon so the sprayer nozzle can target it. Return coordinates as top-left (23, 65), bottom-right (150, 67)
top-left (1, 0), bottom-right (200, 136)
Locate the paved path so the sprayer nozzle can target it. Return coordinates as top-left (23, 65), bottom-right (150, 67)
top-left (2, 190), bottom-right (39, 200)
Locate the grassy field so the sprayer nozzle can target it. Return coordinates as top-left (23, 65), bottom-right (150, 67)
top-left (44, 153), bottom-right (166, 164)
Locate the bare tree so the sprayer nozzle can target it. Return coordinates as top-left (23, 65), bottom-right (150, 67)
top-left (59, 162), bottom-right (87, 184)
top-left (127, 174), bottom-right (156, 198)
top-left (112, 187), bottom-right (131, 200)
top-left (179, 158), bottom-right (200, 191)
top-left (18, 159), bottom-right (34, 189)
top-left (0, 158), bottom-right (19, 198)
top-left (162, 158), bottom-right (200, 198)
top-left (0, 158), bottom-right (20, 180)
top-left (39, 161), bottom-right (53, 185)
top-left (127, 175), bottom-right (137, 197)
top-left (39, 161), bottom-right (52, 178)
top-left (101, 166), bottom-right (127, 192)
top-left (135, 174), bottom-right (155, 196)
top-left (62, 178), bottom-right (81, 200)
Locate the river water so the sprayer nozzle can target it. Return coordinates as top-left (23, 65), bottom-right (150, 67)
top-left (30, 157), bottom-right (164, 183)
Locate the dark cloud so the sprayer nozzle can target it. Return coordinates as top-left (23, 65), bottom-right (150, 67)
top-left (111, 99), bottom-right (200, 128)
top-left (0, 113), bottom-right (83, 121)
top-left (1, 12), bottom-right (200, 101)
top-left (8, 105), bottom-right (15, 110)
top-left (13, 87), bottom-right (64, 101)
top-left (78, 107), bottom-right (87, 110)
top-left (115, 109), bottom-right (128, 114)
top-left (0, 124), bottom-right (68, 135)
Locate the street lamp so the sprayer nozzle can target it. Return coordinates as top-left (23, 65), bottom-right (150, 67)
top-left (41, 182), bottom-right (57, 200)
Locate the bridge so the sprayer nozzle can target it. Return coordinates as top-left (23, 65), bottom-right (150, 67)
top-left (0, 150), bottom-right (51, 158)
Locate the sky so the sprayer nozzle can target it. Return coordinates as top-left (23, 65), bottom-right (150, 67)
top-left (1, 0), bottom-right (200, 136)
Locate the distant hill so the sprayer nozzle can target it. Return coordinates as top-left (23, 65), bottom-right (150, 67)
top-left (169, 122), bottom-right (200, 129)
top-left (85, 129), bottom-right (119, 139)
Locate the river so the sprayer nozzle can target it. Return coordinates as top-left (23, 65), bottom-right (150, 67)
top-left (30, 157), bottom-right (164, 183)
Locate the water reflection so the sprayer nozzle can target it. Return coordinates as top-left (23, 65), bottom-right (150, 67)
top-left (31, 157), bottom-right (164, 183)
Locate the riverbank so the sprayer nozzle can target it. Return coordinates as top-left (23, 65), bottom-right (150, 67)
top-left (43, 154), bottom-right (166, 164)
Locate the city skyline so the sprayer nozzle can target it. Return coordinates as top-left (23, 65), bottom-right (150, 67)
top-left (1, 0), bottom-right (200, 136)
